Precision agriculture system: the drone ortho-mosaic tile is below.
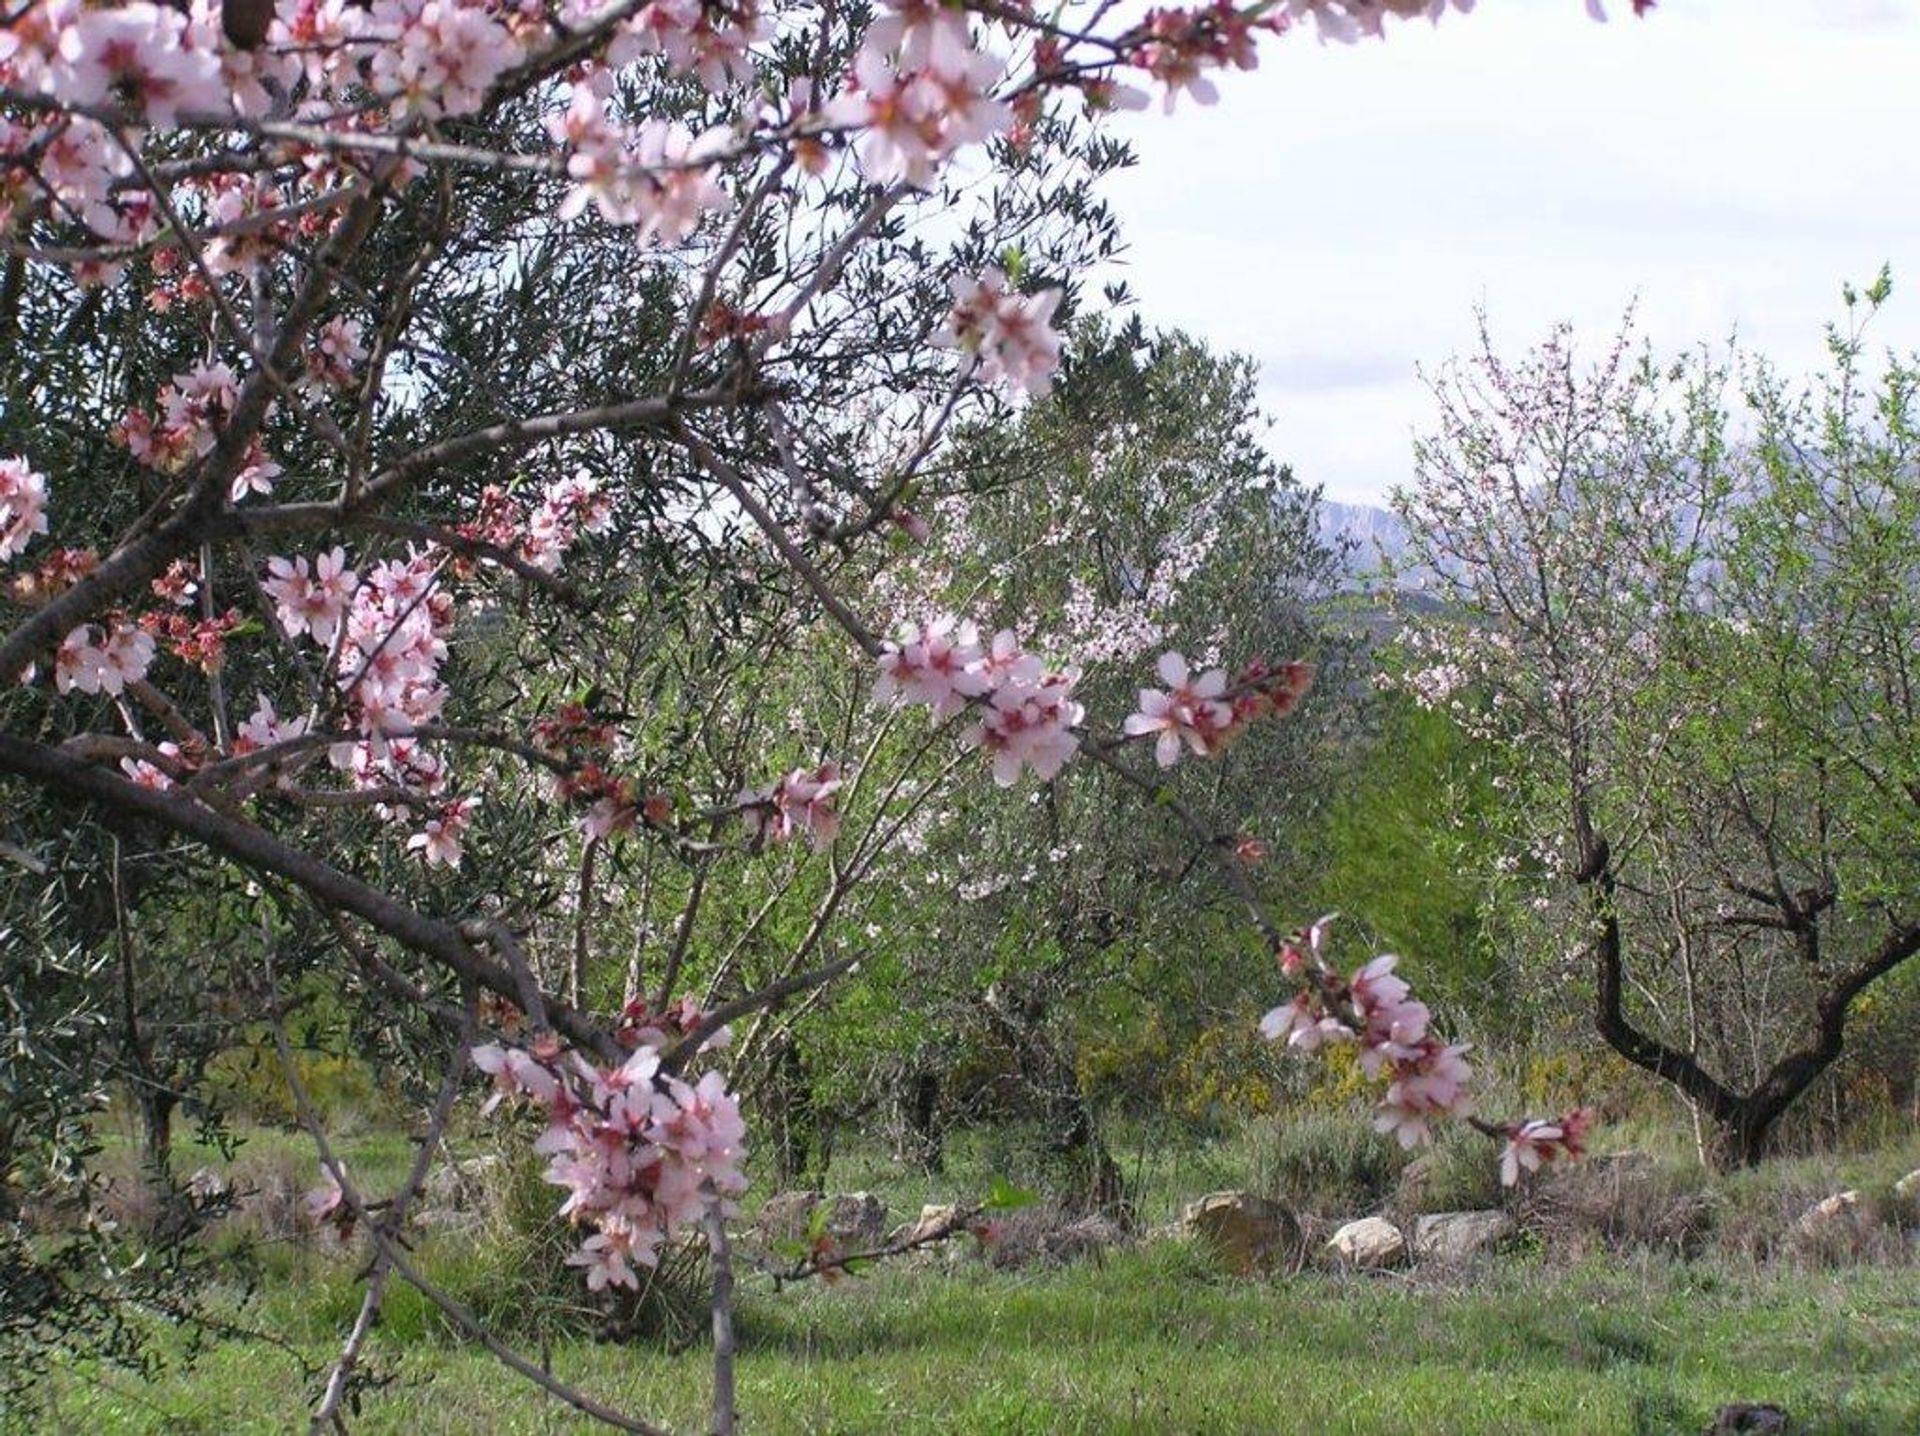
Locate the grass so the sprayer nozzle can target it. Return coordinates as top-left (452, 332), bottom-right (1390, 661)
top-left (35, 1241), bottom-right (1920, 1434)
top-left (30, 1113), bottom-right (1920, 1433)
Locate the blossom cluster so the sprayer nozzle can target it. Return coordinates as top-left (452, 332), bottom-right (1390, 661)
top-left (875, 617), bottom-right (1086, 786)
top-left (234, 475), bottom-right (599, 857)
top-left (1129, 3), bottom-right (1275, 112)
top-left (936, 270), bottom-right (1065, 399)
top-left (472, 1037), bottom-right (746, 1290)
top-left (1124, 652), bottom-right (1315, 767)
top-left (0, 458), bottom-right (50, 562)
top-left (546, 85), bottom-right (730, 244)
top-left (1259, 917), bottom-right (1475, 1150)
top-left (740, 760), bottom-right (845, 850)
top-left (458, 473), bottom-right (612, 575)
top-left (54, 618), bottom-right (155, 697)
top-left (823, 0), bottom-right (1011, 188)
top-left (1499, 1109), bottom-right (1593, 1185)
top-left (110, 360), bottom-right (286, 501)
top-left (1260, 919), bottom-right (1595, 1181)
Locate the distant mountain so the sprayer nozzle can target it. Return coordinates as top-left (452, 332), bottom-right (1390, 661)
top-left (1316, 500), bottom-right (1413, 581)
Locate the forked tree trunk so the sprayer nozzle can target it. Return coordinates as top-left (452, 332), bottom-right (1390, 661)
top-left (1580, 837), bottom-right (1920, 1169)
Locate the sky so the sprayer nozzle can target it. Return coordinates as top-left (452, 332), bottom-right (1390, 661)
top-left (1103, 0), bottom-right (1920, 506)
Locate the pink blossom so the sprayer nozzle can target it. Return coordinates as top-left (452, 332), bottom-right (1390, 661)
top-left (160, 361), bottom-right (240, 457)
top-left (473, 1034), bottom-right (747, 1291)
top-left (228, 439), bottom-right (282, 503)
top-left (568, 1226), bottom-right (656, 1290)
top-left (1123, 651), bottom-right (1232, 766)
top-left (364, 0), bottom-right (523, 120)
top-left (963, 666), bottom-right (1084, 786)
top-left (1373, 1041), bottom-right (1473, 1148)
top-left (54, 621), bottom-right (154, 696)
top-left (605, 0), bottom-right (768, 92)
top-left (50, 3), bottom-right (227, 127)
top-left (822, 26), bottom-right (1009, 189)
top-left (742, 760), bottom-right (844, 849)
top-left (547, 86), bottom-right (729, 243)
top-left (234, 693), bottom-right (309, 756)
top-left (407, 797), bottom-right (475, 868)
top-left (264, 548), bottom-right (356, 647)
top-left (0, 457), bottom-right (50, 561)
top-left (1500, 1108), bottom-right (1594, 1185)
top-left (937, 269), bottom-right (1064, 398)
top-left (874, 615), bottom-right (991, 719)
top-left (119, 741), bottom-right (182, 790)
top-left (308, 316), bottom-right (367, 391)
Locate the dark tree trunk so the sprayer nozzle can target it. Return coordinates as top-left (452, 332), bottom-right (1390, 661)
top-left (767, 1037), bottom-right (814, 1187)
top-left (901, 1068), bottom-right (943, 1175)
top-left (1579, 832), bottom-right (1920, 1170)
top-left (138, 1086), bottom-right (177, 1190)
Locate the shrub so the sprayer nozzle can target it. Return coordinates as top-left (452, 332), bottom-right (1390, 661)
top-left (1248, 1110), bottom-right (1410, 1217)
top-left (1390, 1125), bottom-right (1506, 1217)
top-left (1516, 1154), bottom-right (1713, 1259)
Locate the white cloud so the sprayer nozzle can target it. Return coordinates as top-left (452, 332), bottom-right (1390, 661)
top-left (1103, 1), bottom-right (1920, 503)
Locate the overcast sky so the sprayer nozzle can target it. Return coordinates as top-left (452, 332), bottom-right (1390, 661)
top-left (1102, 0), bottom-right (1920, 506)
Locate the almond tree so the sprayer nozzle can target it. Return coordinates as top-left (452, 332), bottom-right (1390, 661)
top-left (2, 1), bottom-right (1622, 1427)
top-left (1394, 288), bottom-right (1920, 1165)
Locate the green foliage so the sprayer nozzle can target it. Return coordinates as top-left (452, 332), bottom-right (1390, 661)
top-left (1308, 694), bottom-right (1505, 1009)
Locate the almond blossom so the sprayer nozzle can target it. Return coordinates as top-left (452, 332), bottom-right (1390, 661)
top-left (822, 6), bottom-right (1010, 189)
top-left (0, 457), bottom-right (49, 561)
top-left (234, 693), bottom-right (310, 756)
top-left (874, 615), bottom-right (992, 719)
top-left (547, 86), bottom-right (730, 245)
top-left (408, 797), bottom-right (476, 868)
top-left (741, 761), bottom-right (845, 849)
top-left (48, 3), bottom-right (228, 127)
top-left (963, 665), bottom-right (1085, 786)
top-left (364, 0), bottom-right (524, 120)
top-left (1499, 1108), bottom-right (1594, 1185)
top-left (307, 316), bottom-right (368, 391)
top-left (1260, 922), bottom-right (1475, 1148)
top-left (53, 620), bottom-right (154, 696)
top-left (264, 548), bottom-right (357, 646)
top-left (1124, 650), bottom-right (1232, 766)
top-left (120, 740), bottom-right (182, 791)
top-left (937, 269), bottom-right (1064, 398)
top-left (1129, 3), bottom-right (1273, 112)
top-left (473, 1036), bottom-right (746, 1291)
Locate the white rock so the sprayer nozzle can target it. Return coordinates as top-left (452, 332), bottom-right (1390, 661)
top-left (1327, 1215), bottom-right (1407, 1269)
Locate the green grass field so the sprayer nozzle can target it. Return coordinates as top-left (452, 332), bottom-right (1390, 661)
top-left (37, 1241), bottom-right (1920, 1434)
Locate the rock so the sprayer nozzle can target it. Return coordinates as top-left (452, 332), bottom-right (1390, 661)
top-left (753, 1190), bottom-right (888, 1249)
top-left (1327, 1215), bottom-right (1407, 1269)
top-left (821, 1191), bottom-right (888, 1246)
top-left (1794, 1190), bottom-right (1862, 1244)
top-left (422, 1154), bottom-right (503, 1212)
top-left (1413, 1209), bottom-right (1515, 1264)
top-left (186, 1167), bottom-right (229, 1202)
top-left (1181, 1191), bottom-right (1299, 1275)
top-left (1707, 1402), bottom-right (1789, 1434)
top-left (754, 1189), bottom-right (826, 1243)
top-left (894, 1202), bottom-right (963, 1247)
